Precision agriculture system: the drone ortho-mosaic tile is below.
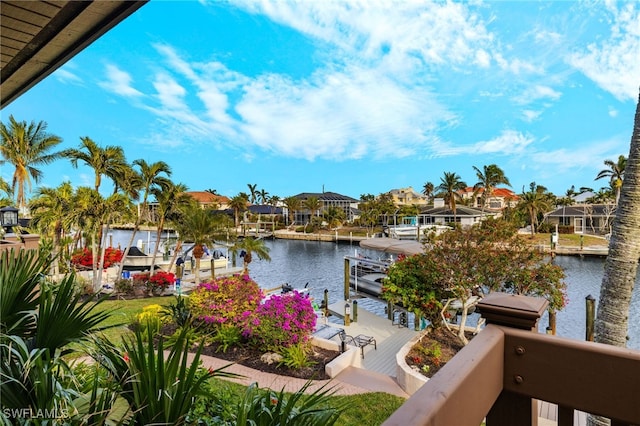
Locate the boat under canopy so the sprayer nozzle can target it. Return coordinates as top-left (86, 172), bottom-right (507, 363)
top-left (358, 237), bottom-right (424, 255)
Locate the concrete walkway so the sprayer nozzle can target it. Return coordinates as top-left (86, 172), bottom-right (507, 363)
top-left (196, 352), bottom-right (409, 398)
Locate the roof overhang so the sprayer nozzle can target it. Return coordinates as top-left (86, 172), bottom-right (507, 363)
top-left (1, 0), bottom-right (148, 109)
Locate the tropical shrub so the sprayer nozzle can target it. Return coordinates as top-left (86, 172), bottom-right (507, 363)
top-left (247, 291), bottom-right (316, 352)
top-left (382, 218), bottom-right (567, 344)
top-left (189, 274), bottom-right (263, 329)
top-left (162, 295), bottom-right (192, 327)
top-left (134, 304), bottom-right (170, 336)
top-left (114, 277), bottom-right (134, 295)
top-left (70, 247), bottom-right (123, 269)
top-left (235, 382), bottom-right (344, 426)
top-left (147, 270), bottom-right (175, 294)
top-left (278, 342), bottom-right (317, 369)
top-left (91, 327), bottom-right (238, 425)
top-left (212, 324), bottom-right (243, 353)
top-left (131, 272), bottom-right (150, 287)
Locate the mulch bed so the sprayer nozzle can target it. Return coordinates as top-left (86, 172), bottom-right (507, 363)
top-left (405, 327), bottom-right (472, 378)
top-left (157, 324), bottom-right (340, 380)
top-left (201, 343), bottom-right (340, 381)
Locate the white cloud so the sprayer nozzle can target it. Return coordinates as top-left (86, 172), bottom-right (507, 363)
top-left (522, 110), bottom-right (542, 122)
top-left (54, 68), bottom-right (83, 85)
top-left (568, 2), bottom-right (640, 101)
top-left (99, 64), bottom-right (143, 97)
top-left (608, 106), bottom-right (618, 118)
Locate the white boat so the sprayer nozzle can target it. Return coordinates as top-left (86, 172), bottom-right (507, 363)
top-left (386, 224), bottom-right (451, 240)
top-left (122, 246), bottom-right (167, 271)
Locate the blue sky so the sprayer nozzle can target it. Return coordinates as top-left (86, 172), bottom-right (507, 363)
top-left (2, 0), bottom-right (639, 201)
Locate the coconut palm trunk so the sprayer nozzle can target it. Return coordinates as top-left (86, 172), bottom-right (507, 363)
top-left (589, 91), bottom-right (640, 426)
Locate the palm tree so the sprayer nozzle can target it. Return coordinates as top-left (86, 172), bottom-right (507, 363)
top-left (303, 196), bottom-right (321, 224)
top-left (422, 182), bottom-right (435, 203)
top-left (0, 115), bottom-right (63, 209)
top-left (237, 237), bottom-right (271, 274)
top-left (518, 182), bottom-right (552, 236)
top-left (283, 196), bottom-right (301, 227)
top-left (205, 188), bottom-right (219, 195)
top-left (595, 154), bottom-right (626, 205)
top-left (472, 164), bottom-right (511, 214)
top-left (323, 206), bottom-right (346, 229)
top-left (174, 205), bottom-right (219, 284)
top-left (589, 91), bottom-right (640, 426)
top-left (117, 160), bottom-right (172, 279)
top-left (594, 92), bottom-right (640, 348)
top-left (247, 183), bottom-right (258, 204)
top-left (64, 137), bottom-right (127, 192)
top-left (29, 182), bottom-right (75, 274)
top-left (148, 182), bottom-right (193, 273)
top-left (258, 189), bottom-right (269, 205)
top-left (229, 193), bottom-right (249, 228)
top-left (0, 177), bottom-right (12, 207)
top-left (436, 172), bottom-right (467, 223)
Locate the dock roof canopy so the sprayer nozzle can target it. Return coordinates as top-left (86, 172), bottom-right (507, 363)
top-left (1, 1), bottom-right (148, 108)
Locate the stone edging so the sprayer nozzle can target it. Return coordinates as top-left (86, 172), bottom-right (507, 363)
top-left (395, 329), bottom-right (429, 395)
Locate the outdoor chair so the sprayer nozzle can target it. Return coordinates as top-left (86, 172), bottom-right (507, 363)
top-left (338, 330), bottom-right (377, 358)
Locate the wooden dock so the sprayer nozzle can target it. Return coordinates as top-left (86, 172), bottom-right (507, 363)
top-left (326, 300), bottom-right (419, 376)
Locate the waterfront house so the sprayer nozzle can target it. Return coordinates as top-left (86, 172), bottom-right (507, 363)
top-left (418, 199), bottom-right (489, 227)
top-left (544, 204), bottom-right (616, 235)
top-left (292, 192), bottom-right (360, 224)
top-left (387, 187), bottom-right (430, 206)
top-left (459, 187), bottom-right (519, 211)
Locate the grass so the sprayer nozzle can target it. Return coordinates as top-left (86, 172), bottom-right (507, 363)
top-left (89, 295), bottom-right (406, 425)
top-left (206, 378), bottom-right (405, 426)
top-left (93, 295), bottom-right (171, 342)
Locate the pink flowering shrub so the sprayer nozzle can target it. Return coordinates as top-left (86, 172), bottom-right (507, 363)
top-left (189, 274), bottom-right (263, 329)
top-left (246, 291), bottom-right (317, 352)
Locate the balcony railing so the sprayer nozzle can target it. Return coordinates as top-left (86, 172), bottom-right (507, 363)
top-left (383, 292), bottom-right (640, 426)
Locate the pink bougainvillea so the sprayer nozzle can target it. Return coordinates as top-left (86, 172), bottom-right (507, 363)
top-left (189, 274), bottom-right (263, 328)
top-left (246, 291), bottom-right (317, 351)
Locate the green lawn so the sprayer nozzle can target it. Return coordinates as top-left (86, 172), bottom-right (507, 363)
top-left (94, 295), bottom-right (172, 342)
top-left (90, 295), bottom-right (406, 426)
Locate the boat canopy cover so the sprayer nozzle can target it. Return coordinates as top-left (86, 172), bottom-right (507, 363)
top-left (127, 246), bottom-right (147, 257)
top-left (359, 238), bottom-right (424, 255)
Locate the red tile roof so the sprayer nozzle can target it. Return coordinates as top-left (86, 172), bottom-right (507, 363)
top-left (186, 191), bottom-right (230, 204)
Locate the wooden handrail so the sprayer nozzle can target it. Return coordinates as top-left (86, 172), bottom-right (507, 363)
top-left (383, 293), bottom-right (640, 425)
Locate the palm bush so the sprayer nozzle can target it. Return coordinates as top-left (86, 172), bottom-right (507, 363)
top-left (235, 381), bottom-right (345, 426)
top-left (91, 327), bottom-right (237, 425)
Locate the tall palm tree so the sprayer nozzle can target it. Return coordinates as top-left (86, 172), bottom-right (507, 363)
top-left (303, 196), bottom-right (321, 223)
top-left (174, 205), bottom-right (219, 284)
top-left (422, 182), bottom-right (435, 203)
top-left (518, 182), bottom-right (552, 236)
top-left (472, 164), bottom-right (511, 214)
top-left (595, 154), bottom-right (626, 205)
top-left (29, 182), bottom-right (75, 274)
top-left (229, 193), bottom-right (249, 228)
top-left (237, 237), bottom-right (271, 275)
top-left (117, 160), bottom-right (172, 279)
top-left (64, 137), bottom-right (127, 192)
top-left (436, 172), bottom-right (466, 223)
top-left (589, 91), bottom-right (640, 426)
top-left (0, 177), bottom-right (12, 207)
top-left (148, 182), bottom-right (193, 273)
top-left (594, 92), bottom-right (640, 349)
top-left (258, 189), bottom-right (269, 205)
top-left (283, 196), bottom-right (301, 226)
top-left (0, 115), bottom-right (63, 209)
top-left (247, 183), bottom-right (258, 204)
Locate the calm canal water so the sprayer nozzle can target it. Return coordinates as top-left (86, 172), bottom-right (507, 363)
top-left (111, 230), bottom-right (640, 349)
